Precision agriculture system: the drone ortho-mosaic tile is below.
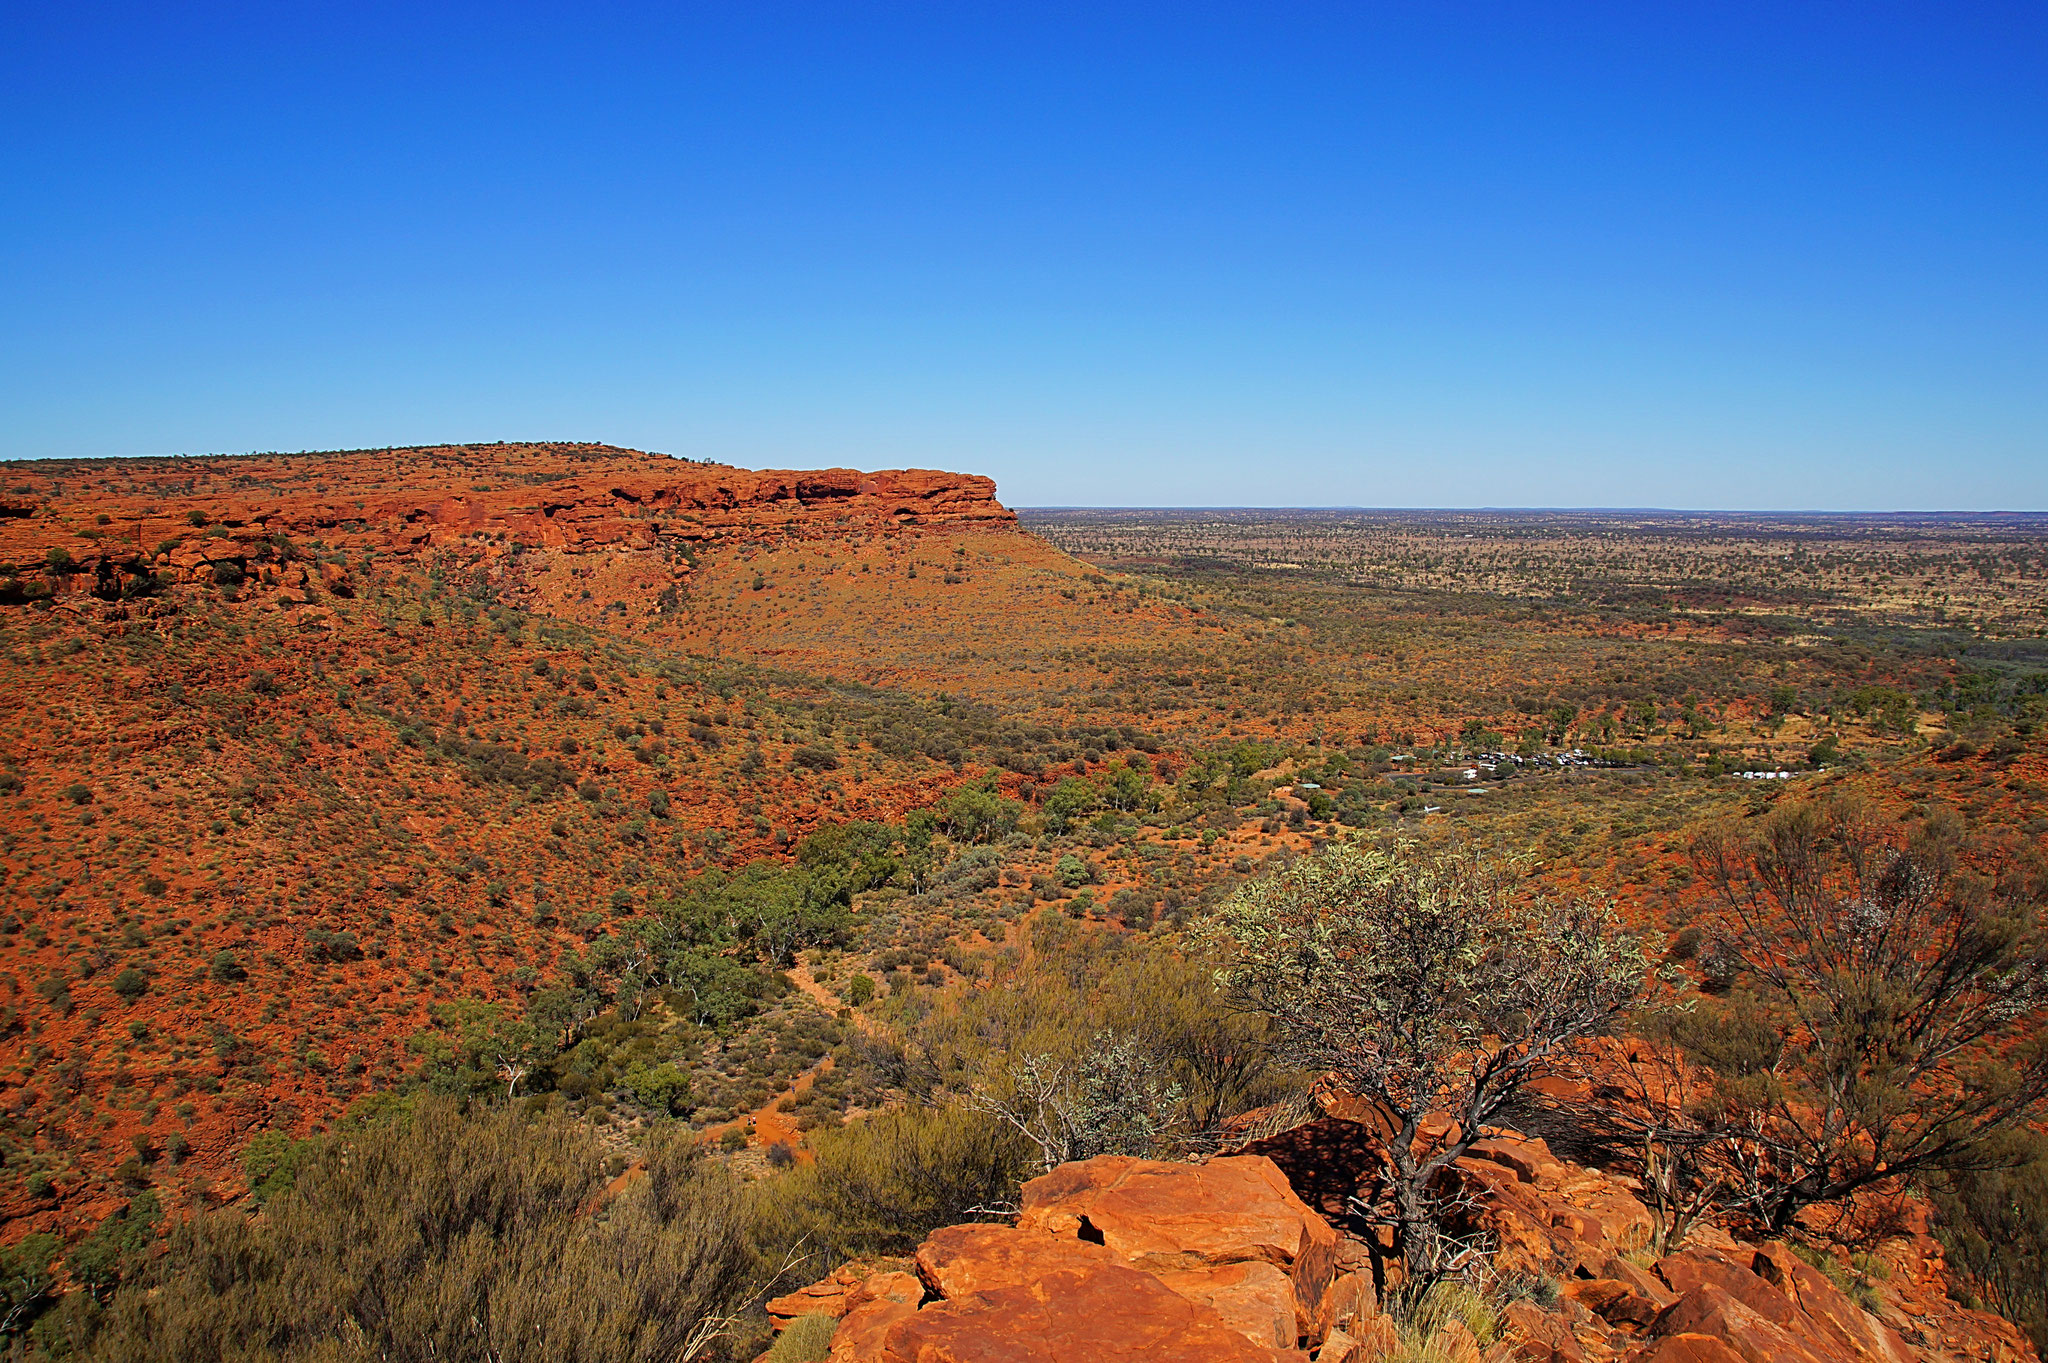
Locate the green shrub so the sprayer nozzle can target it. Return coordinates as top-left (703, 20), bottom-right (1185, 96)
top-left (768, 1105), bottom-right (1030, 1256)
top-left (1931, 1129), bottom-right (2048, 1353)
top-left (303, 928), bottom-right (359, 963)
top-left (33, 977), bottom-right (71, 1015)
top-left (78, 1101), bottom-right (765, 1363)
top-left (242, 1130), bottom-right (316, 1204)
top-left (1385, 1280), bottom-right (1501, 1363)
top-left (0, 1231), bottom-right (61, 1333)
top-left (625, 1061), bottom-right (692, 1115)
top-left (764, 1313), bottom-right (838, 1363)
top-left (937, 784), bottom-right (1021, 844)
top-left (67, 1191), bottom-right (161, 1302)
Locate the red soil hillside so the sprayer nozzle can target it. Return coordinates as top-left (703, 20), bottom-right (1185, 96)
top-left (641, 529), bottom-right (1209, 706)
top-left (0, 442), bottom-right (1219, 717)
top-left (1, 443), bottom-right (1180, 1242)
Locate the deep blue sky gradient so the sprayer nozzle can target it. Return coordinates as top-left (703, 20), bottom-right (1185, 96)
top-left (4, 3), bottom-right (2044, 508)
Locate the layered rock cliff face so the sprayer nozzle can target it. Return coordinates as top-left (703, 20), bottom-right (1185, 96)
top-left (0, 443), bottom-right (1013, 602)
top-left (766, 1122), bottom-right (2035, 1363)
top-left (0, 441), bottom-right (1191, 705)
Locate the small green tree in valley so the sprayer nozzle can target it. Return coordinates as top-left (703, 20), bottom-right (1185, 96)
top-left (1100, 761), bottom-right (1150, 812)
top-left (1216, 841), bottom-right (1654, 1278)
top-left (938, 783), bottom-right (1022, 844)
top-left (1040, 777), bottom-right (1098, 834)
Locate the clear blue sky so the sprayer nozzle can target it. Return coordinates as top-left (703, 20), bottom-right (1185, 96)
top-left (4, 3), bottom-right (2044, 509)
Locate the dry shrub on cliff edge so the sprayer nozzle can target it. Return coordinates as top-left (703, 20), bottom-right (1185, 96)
top-left (1688, 798), bottom-right (2048, 1234)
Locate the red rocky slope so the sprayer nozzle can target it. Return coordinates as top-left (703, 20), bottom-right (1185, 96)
top-left (768, 1128), bottom-right (2035, 1363)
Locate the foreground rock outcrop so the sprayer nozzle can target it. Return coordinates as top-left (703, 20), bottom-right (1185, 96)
top-left (771, 1153), bottom-right (1344, 1362)
top-left (768, 1126), bottom-right (2036, 1363)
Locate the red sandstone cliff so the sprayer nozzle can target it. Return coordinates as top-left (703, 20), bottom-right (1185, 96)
top-left (0, 443), bottom-right (1015, 601)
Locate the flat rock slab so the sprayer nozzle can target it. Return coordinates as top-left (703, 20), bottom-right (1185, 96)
top-left (854, 1263), bottom-right (1301, 1363)
top-left (1018, 1153), bottom-right (1338, 1310)
top-left (914, 1222), bottom-right (1129, 1300)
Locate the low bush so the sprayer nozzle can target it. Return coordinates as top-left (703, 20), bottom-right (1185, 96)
top-left (74, 1100), bottom-right (768, 1363)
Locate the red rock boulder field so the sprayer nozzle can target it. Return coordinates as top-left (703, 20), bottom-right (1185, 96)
top-left (766, 1127), bottom-right (2038, 1363)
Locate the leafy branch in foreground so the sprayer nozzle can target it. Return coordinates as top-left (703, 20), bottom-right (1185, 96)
top-left (1214, 840), bottom-right (1653, 1277)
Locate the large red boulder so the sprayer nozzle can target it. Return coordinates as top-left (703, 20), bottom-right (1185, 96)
top-left (1631, 1334), bottom-right (1753, 1363)
top-left (908, 1217), bottom-right (1308, 1352)
top-left (1565, 1277), bottom-right (1665, 1329)
top-left (1466, 1135), bottom-right (1572, 1185)
top-left (843, 1263), bottom-right (1302, 1363)
top-left (1748, 1245), bottom-right (1910, 1363)
top-left (1499, 1296), bottom-right (1595, 1363)
top-left (1314, 1267), bottom-right (1380, 1340)
top-left (767, 1260), bottom-right (921, 1331)
top-left (912, 1221), bottom-right (1128, 1299)
top-left (1017, 1153), bottom-right (1339, 1324)
top-left (828, 1298), bottom-right (919, 1363)
top-left (1652, 1283), bottom-right (1848, 1363)
top-left (1655, 1251), bottom-right (1813, 1338)
top-left (1153, 1260), bottom-right (1301, 1349)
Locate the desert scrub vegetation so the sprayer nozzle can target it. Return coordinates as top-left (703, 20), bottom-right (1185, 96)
top-left (1630, 798), bottom-right (2048, 1237)
top-left (49, 1097), bottom-right (775, 1363)
top-left (1383, 1278), bottom-right (1503, 1363)
top-left (13, 913), bottom-right (1301, 1356)
top-left (1932, 1127), bottom-right (2048, 1352)
top-left (399, 816), bottom-right (932, 1118)
top-left (881, 910), bottom-right (1298, 1155)
top-left (6, 463), bottom-right (2048, 1351)
top-left (766, 1103), bottom-right (1032, 1256)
